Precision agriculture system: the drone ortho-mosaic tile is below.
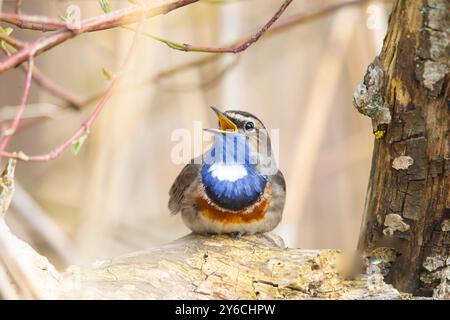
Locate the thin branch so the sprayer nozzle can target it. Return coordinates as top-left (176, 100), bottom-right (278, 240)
top-left (0, 12), bottom-right (74, 31)
top-left (0, 32), bottom-right (25, 48)
top-left (146, 0), bottom-right (373, 69)
top-left (2, 0), bottom-right (370, 103)
top-left (126, 0), bottom-right (379, 56)
top-left (15, 0), bottom-right (23, 15)
top-left (157, 56), bottom-right (240, 92)
top-left (203, 0), bottom-right (243, 3)
top-left (0, 19), bottom-right (145, 162)
top-left (0, 56), bottom-right (34, 155)
top-left (82, 0), bottom-right (370, 104)
top-left (81, 50), bottom-right (227, 107)
top-left (151, 0), bottom-right (372, 58)
top-left (126, 0), bottom-right (293, 53)
top-left (0, 103), bottom-right (62, 122)
top-left (0, 0), bottom-right (374, 156)
top-left (0, 1), bottom-right (241, 33)
top-left (28, 66), bottom-right (83, 110)
top-left (0, 0), bottom-right (200, 73)
top-left (0, 44), bottom-right (82, 110)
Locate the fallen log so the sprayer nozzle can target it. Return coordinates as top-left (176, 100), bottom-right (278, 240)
top-left (0, 160), bottom-right (406, 300)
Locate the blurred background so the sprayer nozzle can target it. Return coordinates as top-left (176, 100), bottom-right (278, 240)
top-left (0, 0), bottom-right (391, 268)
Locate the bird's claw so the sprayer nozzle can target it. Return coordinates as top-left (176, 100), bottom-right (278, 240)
top-left (229, 231), bottom-right (244, 239)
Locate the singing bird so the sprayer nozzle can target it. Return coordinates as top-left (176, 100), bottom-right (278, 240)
top-left (168, 107), bottom-right (286, 237)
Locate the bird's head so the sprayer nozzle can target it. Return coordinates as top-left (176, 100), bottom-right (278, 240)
top-left (204, 107), bottom-right (276, 174)
top-left (205, 106), bottom-right (268, 140)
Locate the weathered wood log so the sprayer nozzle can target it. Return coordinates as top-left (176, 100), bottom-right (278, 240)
top-left (58, 233), bottom-right (406, 300)
top-left (1, 217), bottom-right (407, 300)
top-left (355, 0), bottom-right (449, 296)
top-left (0, 159), bottom-right (410, 300)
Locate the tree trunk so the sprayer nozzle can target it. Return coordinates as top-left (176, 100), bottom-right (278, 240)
top-left (355, 0), bottom-right (449, 296)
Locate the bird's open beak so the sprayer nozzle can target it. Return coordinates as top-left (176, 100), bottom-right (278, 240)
top-left (205, 106), bottom-right (238, 134)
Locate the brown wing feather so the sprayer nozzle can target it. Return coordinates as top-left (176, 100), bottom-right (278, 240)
top-left (271, 169), bottom-right (286, 192)
top-left (168, 162), bottom-right (201, 215)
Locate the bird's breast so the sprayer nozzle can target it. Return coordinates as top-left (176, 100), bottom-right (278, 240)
top-left (200, 162), bottom-right (268, 211)
top-left (195, 187), bottom-right (271, 224)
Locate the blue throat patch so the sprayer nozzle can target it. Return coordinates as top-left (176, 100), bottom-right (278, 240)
top-left (201, 133), bottom-right (268, 211)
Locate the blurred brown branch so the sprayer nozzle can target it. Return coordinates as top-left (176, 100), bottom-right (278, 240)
top-left (15, 0), bottom-right (22, 15)
top-left (10, 183), bottom-right (76, 266)
top-left (150, 0), bottom-right (372, 77)
top-left (0, 41), bottom-right (82, 110)
top-left (0, 0), bottom-right (377, 161)
top-left (84, 0), bottom-right (371, 105)
top-left (0, 0), bottom-right (200, 161)
top-left (1, 18), bottom-right (145, 161)
top-left (0, 0), bottom-right (200, 73)
top-left (0, 31), bottom-right (24, 48)
top-left (0, 0), bottom-right (294, 161)
top-left (0, 56), bottom-right (33, 156)
top-left (0, 12), bottom-right (69, 31)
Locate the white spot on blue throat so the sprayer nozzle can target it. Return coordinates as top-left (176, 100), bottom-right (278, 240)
top-left (208, 162), bottom-right (248, 182)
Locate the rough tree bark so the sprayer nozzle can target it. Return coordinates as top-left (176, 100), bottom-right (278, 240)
top-left (355, 0), bottom-right (449, 296)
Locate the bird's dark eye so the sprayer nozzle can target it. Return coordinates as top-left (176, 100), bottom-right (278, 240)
top-left (244, 121), bottom-right (255, 131)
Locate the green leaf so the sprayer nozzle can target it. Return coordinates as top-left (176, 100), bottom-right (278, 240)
top-left (71, 134), bottom-right (88, 155)
top-left (102, 67), bottom-right (115, 80)
top-left (165, 41), bottom-right (187, 51)
top-left (149, 34), bottom-right (187, 51)
top-left (2, 27), bottom-right (13, 36)
top-left (58, 15), bottom-right (70, 22)
top-left (0, 27), bottom-right (14, 51)
top-left (98, 0), bottom-right (112, 13)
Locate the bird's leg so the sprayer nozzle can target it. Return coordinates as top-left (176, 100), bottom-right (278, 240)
top-left (229, 231), bottom-right (244, 239)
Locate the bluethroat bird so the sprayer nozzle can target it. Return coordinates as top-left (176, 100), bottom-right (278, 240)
top-left (168, 107), bottom-right (286, 236)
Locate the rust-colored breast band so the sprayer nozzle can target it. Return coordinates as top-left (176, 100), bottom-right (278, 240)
top-left (195, 195), bottom-right (269, 224)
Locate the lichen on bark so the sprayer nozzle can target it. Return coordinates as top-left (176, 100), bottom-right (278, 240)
top-left (415, 0), bottom-right (449, 96)
top-left (353, 60), bottom-right (392, 130)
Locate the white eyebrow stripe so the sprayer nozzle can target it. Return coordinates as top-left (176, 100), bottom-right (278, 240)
top-left (227, 113), bottom-right (249, 123)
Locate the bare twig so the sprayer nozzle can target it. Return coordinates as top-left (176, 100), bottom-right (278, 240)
top-left (0, 0), bottom-right (373, 159)
top-left (28, 67), bottom-right (83, 110)
top-left (0, 44), bottom-right (82, 110)
top-left (0, 0), bottom-right (234, 32)
top-left (0, 0), bottom-right (200, 73)
top-left (0, 56), bottom-right (34, 155)
top-left (0, 32), bottom-right (25, 48)
top-left (157, 56), bottom-right (240, 92)
top-left (124, 0), bottom-right (293, 53)
top-left (0, 103), bottom-right (63, 121)
top-left (0, 12), bottom-right (76, 31)
top-left (83, 0), bottom-right (370, 104)
top-left (124, 0), bottom-right (375, 55)
top-left (15, 0), bottom-right (22, 15)
top-left (147, 0), bottom-right (372, 75)
top-left (0, 18), bottom-right (145, 161)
